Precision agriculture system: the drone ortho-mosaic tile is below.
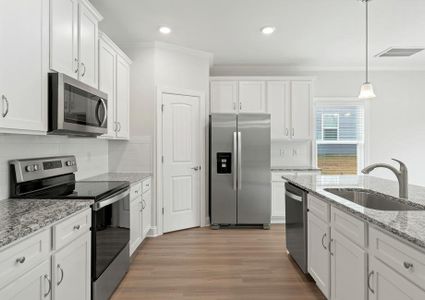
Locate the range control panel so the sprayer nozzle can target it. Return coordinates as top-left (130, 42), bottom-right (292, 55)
top-left (217, 153), bottom-right (232, 174)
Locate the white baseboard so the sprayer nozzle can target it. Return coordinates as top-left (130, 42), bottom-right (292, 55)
top-left (146, 226), bottom-right (162, 237)
top-left (203, 216), bottom-right (210, 227)
top-left (271, 216), bottom-right (286, 224)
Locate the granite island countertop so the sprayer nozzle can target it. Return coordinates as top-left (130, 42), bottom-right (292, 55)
top-left (283, 174), bottom-right (425, 250)
top-left (0, 198), bottom-right (93, 249)
top-left (84, 172), bottom-right (152, 185)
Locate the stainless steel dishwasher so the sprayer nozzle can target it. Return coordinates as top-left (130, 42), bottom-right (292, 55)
top-left (285, 182), bottom-right (308, 273)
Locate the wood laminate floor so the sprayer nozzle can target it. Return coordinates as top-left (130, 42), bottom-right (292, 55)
top-left (112, 225), bottom-right (326, 300)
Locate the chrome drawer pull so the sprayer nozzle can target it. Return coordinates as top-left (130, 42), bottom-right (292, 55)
top-left (16, 256), bottom-right (26, 264)
top-left (44, 275), bottom-right (52, 297)
top-left (321, 233), bottom-right (327, 250)
top-left (57, 264), bottom-right (64, 286)
top-left (73, 224), bottom-right (81, 230)
top-left (403, 262), bottom-right (414, 270)
top-left (367, 271), bottom-right (375, 294)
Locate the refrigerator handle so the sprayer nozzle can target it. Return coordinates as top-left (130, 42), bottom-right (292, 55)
top-left (237, 131), bottom-right (242, 190)
top-left (233, 132), bottom-right (237, 191)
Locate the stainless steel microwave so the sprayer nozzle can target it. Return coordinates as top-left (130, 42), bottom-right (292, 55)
top-left (48, 73), bottom-right (108, 136)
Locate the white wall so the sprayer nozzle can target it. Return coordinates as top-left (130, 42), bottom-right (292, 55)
top-left (212, 65), bottom-right (425, 186)
top-left (0, 135), bottom-right (109, 200)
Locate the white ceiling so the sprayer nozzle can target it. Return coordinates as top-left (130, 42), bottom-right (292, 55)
top-left (91, 0), bottom-right (425, 69)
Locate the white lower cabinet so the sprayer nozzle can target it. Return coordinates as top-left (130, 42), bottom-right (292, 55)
top-left (0, 259), bottom-right (51, 300)
top-left (53, 232), bottom-right (91, 300)
top-left (271, 181), bottom-right (286, 223)
top-left (142, 188), bottom-right (152, 238)
top-left (308, 212), bottom-right (330, 299)
top-left (330, 227), bottom-right (367, 300)
top-left (129, 196), bottom-right (142, 255)
top-left (369, 256), bottom-right (425, 300)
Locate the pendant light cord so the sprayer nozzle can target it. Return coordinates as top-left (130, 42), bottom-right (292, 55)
top-left (365, 0), bottom-right (369, 83)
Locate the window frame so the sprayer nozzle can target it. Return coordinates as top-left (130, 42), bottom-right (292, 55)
top-left (321, 113), bottom-right (340, 141)
top-left (313, 97), bottom-right (369, 175)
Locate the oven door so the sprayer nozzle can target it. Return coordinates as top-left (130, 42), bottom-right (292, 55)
top-left (92, 188), bottom-right (130, 281)
top-left (49, 73), bottom-right (108, 136)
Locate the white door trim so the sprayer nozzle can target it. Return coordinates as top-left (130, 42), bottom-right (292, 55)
top-left (155, 86), bottom-right (207, 235)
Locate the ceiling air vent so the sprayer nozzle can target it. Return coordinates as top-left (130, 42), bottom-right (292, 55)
top-left (375, 47), bottom-right (425, 57)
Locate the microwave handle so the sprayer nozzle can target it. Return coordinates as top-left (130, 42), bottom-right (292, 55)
top-left (96, 99), bottom-right (107, 127)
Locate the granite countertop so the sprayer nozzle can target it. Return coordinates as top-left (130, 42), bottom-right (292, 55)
top-left (84, 172), bottom-right (152, 185)
top-left (272, 167), bottom-right (321, 172)
top-left (283, 174), bottom-right (425, 250)
top-left (0, 198), bottom-right (93, 249)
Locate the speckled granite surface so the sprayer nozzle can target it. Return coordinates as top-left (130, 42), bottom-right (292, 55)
top-left (84, 172), bottom-right (152, 185)
top-left (271, 167), bottom-right (321, 172)
top-left (283, 174), bottom-right (425, 250)
top-left (0, 198), bottom-right (93, 249)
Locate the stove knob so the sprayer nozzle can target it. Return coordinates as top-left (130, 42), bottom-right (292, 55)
top-left (33, 164), bottom-right (39, 171)
top-left (25, 165), bottom-right (34, 172)
top-left (66, 161), bottom-right (72, 166)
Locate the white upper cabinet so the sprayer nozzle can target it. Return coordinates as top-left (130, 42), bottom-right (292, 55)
top-left (210, 81), bottom-right (238, 113)
top-left (50, 0), bottom-right (102, 88)
top-left (267, 81), bottom-right (290, 140)
top-left (98, 32), bottom-right (131, 140)
top-left (115, 55), bottom-right (130, 139)
top-left (0, 0), bottom-right (48, 134)
top-left (238, 81), bottom-right (266, 113)
top-left (291, 81), bottom-right (312, 140)
top-left (49, 0), bottom-right (79, 78)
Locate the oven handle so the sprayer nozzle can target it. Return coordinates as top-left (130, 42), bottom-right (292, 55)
top-left (93, 189), bottom-right (130, 211)
top-left (285, 191), bottom-right (303, 202)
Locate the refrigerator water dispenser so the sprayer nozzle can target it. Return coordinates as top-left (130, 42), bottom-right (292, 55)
top-left (216, 153), bottom-right (232, 174)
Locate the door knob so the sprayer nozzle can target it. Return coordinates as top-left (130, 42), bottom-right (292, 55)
top-left (191, 166), bottom-right (199, 171)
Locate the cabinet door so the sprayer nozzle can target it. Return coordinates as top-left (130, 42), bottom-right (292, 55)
top-left (331, 228), bottom-right (367, 300)
top-left (369, 257), bottom-right (425, 300)
top-left (0, 260), bottom-right (51, 300)
top-left (308, 212), bottom-right (330, 299)
top-left (53, 232), bottom-right (91, 300)
top-left (98, 38), bottom-right (117, 138)
top-left (142, 189), bottom-right (152, 238)
top-left (239, 81), bottom-right (266, 113)
top-left (210, 81), bottom-right (238, 113)
top-left (267, 81), bottom-right (290, 140)
top-left (49, 0), bottom-right (79, 78)
top-left (0, 0), bottom-right (48, 133)
top-left (130, 198), bottom-right (142, 255)
top-left (78, 3), bottom-right (98, 88)
top-left (291, 81), bottom-right (312, 140)
top-left (271, 181), bottom-right (285, 223)
top-left (115, 55), bottom-right (130, 139)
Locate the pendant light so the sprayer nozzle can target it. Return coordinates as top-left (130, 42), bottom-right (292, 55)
top-left (359, 0), bottom-right (376, 99)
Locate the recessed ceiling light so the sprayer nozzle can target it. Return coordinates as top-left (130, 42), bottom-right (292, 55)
top-left (261, 26), bottom-right (276, 35)
top-left (159, 26), bottom-right (171, 34)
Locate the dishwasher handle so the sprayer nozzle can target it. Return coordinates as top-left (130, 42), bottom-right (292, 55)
top-left (285, 191), bottom-right (303, 202)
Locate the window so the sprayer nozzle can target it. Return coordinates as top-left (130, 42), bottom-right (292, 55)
top-left (315, 101), bottom-right (365, 175)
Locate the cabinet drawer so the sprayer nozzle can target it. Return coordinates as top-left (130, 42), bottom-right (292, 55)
top-left (331, 206), bottom-right (367, 248)
top-left (370, 227), bottom-right (425, 289)
top-left (308, 194), bottom-right (330, 223)
top-left (142, 178), bottom-right (151, 193)
top-left (0, 229), bottom-right (50, 289)
top-left (130, 182), bottom-right (142, 199)
top-left (53, 208), bottom-right (91, 250)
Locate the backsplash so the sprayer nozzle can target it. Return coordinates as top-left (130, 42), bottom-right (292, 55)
top-left (108, 136), bottom-right (152, 172)
top-left (271, 140), bottom-right (313, 168)
top-left (0, 134), bottom-right (109, 200)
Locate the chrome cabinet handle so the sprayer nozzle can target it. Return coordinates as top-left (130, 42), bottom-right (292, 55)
top-left (285, 128), bottom-right (289, 136)
top-left (2, 95), bottom-right (9, 117)
top-left (73, 224), bottom-right (81, 230)
top-left (117, 122), bottom-right (122, 132)
top-left (329, 238), bottom-right (334, 256)
top-left (113, 122), bottom-right (118, 132)
top-left (74, 58), bottom-right (79, 73)
top-left (403, 262), bottom-right (414, 270)
top-left (44, 275), bottom-right (52, 297)
top-left (57, 264), bottom-right (64, 286)
top-left (291, 128), bottom-right (295, 137)
top-left (142, 199), bottom-right (146, 209)
top-left (233, 102), bottom-right (236, 111)
top-left (321, 233), bottom-right (327, 250)
top-left (81, 62), bottom-right (86, 77)
top-left (16, 256), bottom-right (26, 264)
top-left (239, 102), bottom-right (242, 111)
top-left (367, 271), bottom-right (375, 294)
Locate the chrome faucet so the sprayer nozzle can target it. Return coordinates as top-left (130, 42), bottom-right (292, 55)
top-left (361, 158), bottom-right (408, 199)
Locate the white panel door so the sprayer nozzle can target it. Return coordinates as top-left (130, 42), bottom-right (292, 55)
top-left (163, 93), bottom-right (201, 233)
top-left (271, 181), bottom-right (285, 223)
top-left (308, 212), bottom-right (331, 299)
top-left (291, 81), bottom-right (312, 140)
top-left (49, 0), bottom-right (79, 78)
top-left (267, 81), bottom-right (290, 140)
top-left (239, 81), bottom-right (266, 113)
top-left (210, 81), bottom-right (238, 113)
top-left (369, 256), bottom-right (425, 300)
top-left (0, 260), bottom-right (51, 300)
top-left (98, 38), bottom-right (117, 138)
top-left (115, 55), bottom-right (130, 139)
top-left (0, 0), bottom-right (48, 133)
top-left (78, 4), bottom-right (98, 87)
top-left (331, 228), bottom-right (367, 300)
top-left (53, 232), bottom-right (91, 300)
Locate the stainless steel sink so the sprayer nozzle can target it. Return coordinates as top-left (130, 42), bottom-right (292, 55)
top-left (324, 188), bottom-right (423, 211)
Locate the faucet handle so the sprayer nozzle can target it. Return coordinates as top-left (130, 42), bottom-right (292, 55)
top-left (391, 158), bottom-right (407, 171)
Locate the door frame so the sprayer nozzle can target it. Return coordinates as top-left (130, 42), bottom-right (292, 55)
top-left (155, 86), bottom-right (207, 235)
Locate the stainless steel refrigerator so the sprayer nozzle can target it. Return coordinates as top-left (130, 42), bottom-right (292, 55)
top-left (209, 113), bottom-right (271, 229)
